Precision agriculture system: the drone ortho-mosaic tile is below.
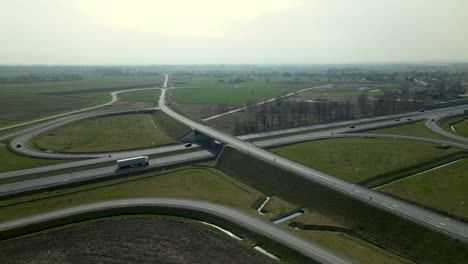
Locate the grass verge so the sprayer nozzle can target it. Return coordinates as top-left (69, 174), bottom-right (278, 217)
top-left (31, 113), bottom-right (177, 152)
top-left (0, 146), bottom-right (67, 173)
top-left (269, 138), bottom-right (465, 186)
top-left (152, 111), bottom-right (191, 140)
top-left (378, 158), bottom-right (468, 220)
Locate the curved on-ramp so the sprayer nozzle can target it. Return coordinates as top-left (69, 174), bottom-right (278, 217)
top-left (425, 117), bottom-right (468, 144)
top-left (0, 87), bottom-right (161, 133)
top-left (0, 198), bottom-right (354, 264)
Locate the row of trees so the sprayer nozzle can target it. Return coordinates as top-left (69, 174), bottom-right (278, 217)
top-left (0, 74), bottom-right (83, 84)
top-left (232, 92), bottom-right (425, 135)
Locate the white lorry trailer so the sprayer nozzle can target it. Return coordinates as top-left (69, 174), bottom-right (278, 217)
top-left (117, 156), bottom-right (150, 169)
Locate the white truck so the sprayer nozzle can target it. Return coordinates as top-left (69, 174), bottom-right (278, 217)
top-left (117, 156), bottom-right (150, 169)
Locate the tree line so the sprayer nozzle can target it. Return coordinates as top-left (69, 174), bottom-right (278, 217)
top-left (0, 73), bottom-right (83, 84)
top-left (232, 92), bottom-right (425, 135)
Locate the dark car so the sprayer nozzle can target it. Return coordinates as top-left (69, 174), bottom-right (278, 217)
top-left (349, 125), bottom-right (356, 129)
top-left (184, 143), bottom-right (192, 147)
top-left (418, 109), bottom-right (425, 112)
top-left (16, 144), bottom-right (22, 148)
top-left (407, 118), bottom-right (412, 121)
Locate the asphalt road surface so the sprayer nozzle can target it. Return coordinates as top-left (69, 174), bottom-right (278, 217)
top-left (425, 116), bottom-right (468, 144)
top-left (0, 198), bottom-right (356, 264)
top-left (0, 150), bottom-right (215, 196)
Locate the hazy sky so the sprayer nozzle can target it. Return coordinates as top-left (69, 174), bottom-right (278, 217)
top-left (1, 0), bottom-right (468, 64)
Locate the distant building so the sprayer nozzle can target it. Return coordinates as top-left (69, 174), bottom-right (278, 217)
top-left (357, 87), bottom-right (370, 92)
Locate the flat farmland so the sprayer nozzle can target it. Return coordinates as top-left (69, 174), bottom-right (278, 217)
top-left (0, 76), bottom-right (162, 94)
top-left (378, 158), bottom-right (468, 219)
top-left (0, 93), bottom-right (105, 122)
top-left (31, 113), bottom-right (176, 152)
top-left (0, 217), bottom-right (276, 264)
top-left (171, 86), bottom-right (305, 105)
top-left (117, 89), bottom-right (161, 103)
top-left (298, 90), bottom-right (383, 98)
top-left (171, 76), bottom-right (325, 89)
top-left (71, 91), bottom-right (112, 100)
top-left (270, 138), bottom-right (465, 187)
top-left (0, 76), bottom-right (162, 124)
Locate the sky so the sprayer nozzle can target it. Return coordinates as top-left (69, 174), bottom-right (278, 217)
top-left (1, 0), bottom-right (468, 64)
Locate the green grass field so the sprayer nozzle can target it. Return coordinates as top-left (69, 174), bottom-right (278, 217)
top-left (0, 76), bottom-right (162, 123)
top-left (279, 219), bottom-right (413, 264)
top-left (31, 113), bottom-right (176, 152)
top-left (441, 116), bottom-right (468, 138)
top-left (171, 76), bottom-right (324, 89)
top-left (171, 85), bottom-right (306, 105)
top-left (118, 89), bottom-right (161, 103)
top-left (0, 146), bottom-right (67, 172)
top-left (0, 76), bottom-right (162, 94)
top-left (71, 91), bottom-right (112, 100)
top-left (0, 93), bottom-right (105, 122)
top-left (299, 90), bottom-right (384, 98)
top-left (368, 121), bottom-right (459, 142)
top-left (270, 138), bottom-right (464, 185)
top-left (453, 120), bottom-right (468, 137)
top-left (378, 159), bottom-right (468, 219)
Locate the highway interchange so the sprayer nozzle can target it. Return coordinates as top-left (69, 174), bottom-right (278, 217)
top-left (1, 73), bottom-right (468, 263)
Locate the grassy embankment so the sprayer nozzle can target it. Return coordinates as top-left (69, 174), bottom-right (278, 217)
top-left (454, 120), bottom-right (468, 137)
top-left (378, 158), bottom-right (468, 219)
top-left (31, 113), bottom-right (177, 153)
top-left (258, 198), bottom-right (412, 263)
top-left (152, 110), bottom-right (191, 140)
top-left (0, 76), bottom-right (161, 125)
top-left (270, 138), bottom-right (467, 187)
top-left (440, 115), bottom-right (468, 138)
top-left (0, 146), bottom-right (67, 172)
top-left (117, 89), bottom-right (161, 103)
top-left (215, 146), bottom-right (468, 264)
